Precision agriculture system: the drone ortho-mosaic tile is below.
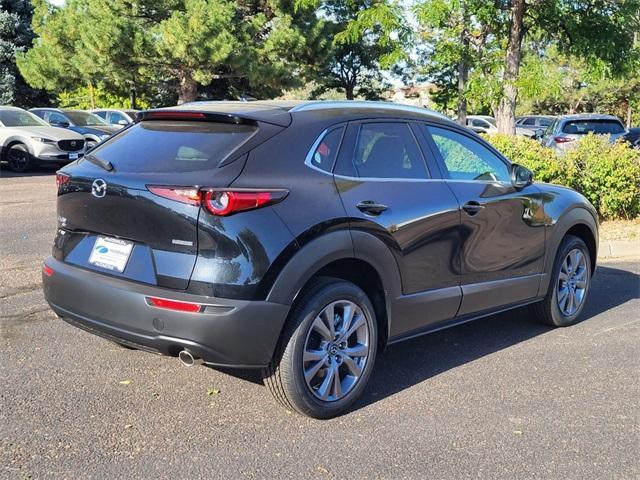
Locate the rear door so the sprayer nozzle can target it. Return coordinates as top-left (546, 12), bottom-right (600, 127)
top-left (334, 120), bottom-right (462, 337)
top-left (423, 124), bottom-right (546, 315)
top-left (55, 119), bottom-right (258, 289)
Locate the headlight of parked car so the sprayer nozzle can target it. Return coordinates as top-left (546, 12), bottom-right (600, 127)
top-left (31, 137), bottom-right (56, 143)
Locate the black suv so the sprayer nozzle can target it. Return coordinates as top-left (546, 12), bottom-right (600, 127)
top-left (43, 101), bottom-right (598, 418)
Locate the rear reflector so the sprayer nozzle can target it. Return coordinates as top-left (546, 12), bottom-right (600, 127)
top-left (56, 172), bottom-right (70, 190)
top-left (146, 297), bottom-right (202, 313)
top-left (147, 186), bottom-right (201, 205)
top-left (43, 264), bottom-right (54, 277)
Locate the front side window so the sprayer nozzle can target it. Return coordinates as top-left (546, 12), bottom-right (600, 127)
top-left (93, 111), bottom-right (107, 119)
top-left (428, 126), bottom-right (510, 182)
top-left (110, 112), bottom-right (127, 124)
top-left (308, 127), bottom-right (343, 173)
top-left (351, 123), bottom-right (428, 179)
top-left (523, 117), bottom-right (537, 126)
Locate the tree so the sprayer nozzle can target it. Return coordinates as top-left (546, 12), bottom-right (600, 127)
top-left (0, 0), bottom-right (50, 106)
top-left (17, 0), bottom-right (323, 105)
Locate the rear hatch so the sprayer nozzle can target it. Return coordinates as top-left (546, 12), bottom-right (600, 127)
top-left (54, 111), bottom-right (284, 289)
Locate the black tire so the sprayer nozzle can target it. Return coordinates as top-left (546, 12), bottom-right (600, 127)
top-left (532, 235), bottom-right (592, 327)
top-left (6, 143), bottom-right (34, 173)
top-left (263, 277), bottom-right (378, 419)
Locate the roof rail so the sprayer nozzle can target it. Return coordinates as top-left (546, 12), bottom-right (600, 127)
top-left (290, 100), bottom-right (451, 121)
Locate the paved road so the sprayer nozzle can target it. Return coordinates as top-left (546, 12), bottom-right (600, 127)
top-left (1, 169), bottom-right (639, 479)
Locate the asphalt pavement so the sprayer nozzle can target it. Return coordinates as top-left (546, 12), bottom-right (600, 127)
top-left (1, 168), bottom-right (638, 479)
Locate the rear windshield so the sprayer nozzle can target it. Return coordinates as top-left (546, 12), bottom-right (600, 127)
top-left (89, 121), bottom-right (256, 173)
top-left (562, 119), bottom-right (624, 135)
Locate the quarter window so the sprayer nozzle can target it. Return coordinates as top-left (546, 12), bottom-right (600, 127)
top-left (351, 123), bottom-right (428, 179)
top-left (428, 126), bottom-right (510, 182)
top-left (309, 127), bottom-right (343, 173)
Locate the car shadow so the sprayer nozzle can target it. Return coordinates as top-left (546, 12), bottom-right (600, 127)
top-left (0, 163), bottom-right (58, 177)
top-left (354, 264), bottom-right (639, 411)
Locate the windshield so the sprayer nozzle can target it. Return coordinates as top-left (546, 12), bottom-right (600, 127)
top-left (0, 109), bottom-right (48, 127)
top-left (64, 111), bottom-right (109, 126)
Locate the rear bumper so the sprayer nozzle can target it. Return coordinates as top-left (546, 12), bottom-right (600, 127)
top-left (43, 257), bottom-right (290, 368)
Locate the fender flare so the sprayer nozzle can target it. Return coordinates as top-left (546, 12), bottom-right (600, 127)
top-left (266, 230), bottom-right (402, 327)
top-left (2, 136), bottom-right (34, 159)
top-left (538, 207), bottom-right (598, 296)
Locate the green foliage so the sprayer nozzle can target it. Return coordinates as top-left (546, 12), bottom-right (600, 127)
top-left (56, 86), bottom-right (151, 110)
top-left (565, 135), bottom-right (640, 220)
top-left (484, 133), bottom-right (640, 220)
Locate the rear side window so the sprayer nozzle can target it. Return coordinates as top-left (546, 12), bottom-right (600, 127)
top-left (308, 127), bottom-right (343, 172)
top-left (351, 123), bottom-right (428, 179)
top-left (562, 119), bottom-right (624, 135)
top-left (89, 121), bottom-right (256, 173)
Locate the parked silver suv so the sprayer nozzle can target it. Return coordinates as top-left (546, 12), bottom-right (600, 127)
top-left (0, 107), bottom-right (86, 172)
top-left (541, 114), bottom-right (627, 152)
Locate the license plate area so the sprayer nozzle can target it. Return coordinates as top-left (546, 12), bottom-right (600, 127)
top-left (88, 236), bottom-right (134, 273)
top-left (69, 153), bottom-right (79, 160)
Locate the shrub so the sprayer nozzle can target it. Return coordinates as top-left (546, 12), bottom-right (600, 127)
top-left (484, 133), bottom-right (640, 220)
top-left (565, 135), bottom-right (640, 220)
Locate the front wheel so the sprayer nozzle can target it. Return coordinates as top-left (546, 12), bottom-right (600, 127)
top-left (533, 235), bottom-right (592, 327)
top-left (6, 144), bottom-right (34, 173)
top-left (264, 278), bottom-right (378, 419)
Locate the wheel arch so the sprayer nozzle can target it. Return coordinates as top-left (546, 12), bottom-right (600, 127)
top-left (539, 207), bottom-right (598, 296)
top-left (1, 138), bottom-right (33, 161)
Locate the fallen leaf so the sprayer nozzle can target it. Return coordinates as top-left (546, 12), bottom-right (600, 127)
top-left (513, 430), bottom-right (523, 435)
top-left (119, 380), bottom-right (132, 385)
top-left (207, 388), bottom-right (220, 396)
top-left (124, 424), bottom-right (133, 429)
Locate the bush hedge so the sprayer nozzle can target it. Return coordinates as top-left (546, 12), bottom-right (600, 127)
top-left (484, 133), bottom-right (640, 220)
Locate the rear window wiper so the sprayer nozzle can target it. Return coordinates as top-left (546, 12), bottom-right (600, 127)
top-left (85, 153), bottom-right (113, 172)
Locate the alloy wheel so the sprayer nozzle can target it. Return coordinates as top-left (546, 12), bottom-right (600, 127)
top-left (302, 300), bottom-right (370, 402)
top-left (557, 248), bottom-right (588, 316)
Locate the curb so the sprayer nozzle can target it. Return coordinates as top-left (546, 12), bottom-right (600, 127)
top-left (598, 239), bottom-right (639, 259)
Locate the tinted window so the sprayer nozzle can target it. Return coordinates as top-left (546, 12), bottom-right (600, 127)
top-left (110, 112), bottom-right (128, 124)
top-left (351, 123), bottom-right (428, 179)
top-left (309, 127), bottom-right (343, 172)
top-left (93, 111), bottom-right (107, 119)
top-left (48, 112), bottom-right (68, 125)
top-left (522, 117), bottom-right (537, 126)
top-left (539, 117), bottom-right (553, 127)
top-left (562, 119), bottom-right (625, 135)
top-left (428, 126), bottom-right (510, 182)
top-left (89, 121), bottom-right (256, 173)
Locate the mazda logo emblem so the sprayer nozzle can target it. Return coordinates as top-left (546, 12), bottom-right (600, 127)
top-left (91, 178), bottom-right (107, 198)
top-left (70, 141), bottom-right (76, 146)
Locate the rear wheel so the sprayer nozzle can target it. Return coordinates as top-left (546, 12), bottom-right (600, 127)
top-left (6, 144), bottom-right (33, 173)
top-left (533, 235), bottom-right (592, 326)
top-left (264, 278), bottom-right (378, 419)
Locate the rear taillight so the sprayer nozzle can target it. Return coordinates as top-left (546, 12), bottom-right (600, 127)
top-left (146, 296), bottom-right (202, 312)
top-left (554, 136), bottom-right (575, 144)
top-left (203, 191), bottom-right (282, 216)
top-left (147, 186), bottom-right (288, 216)
top-left (147, 186), bottom-right (201, 205)
top-left (56, 172), bottom-right (70, 190)
top-left (43, 264), bottom-right (54, 277)
top-left (144, 111), bottom-right (206, 120)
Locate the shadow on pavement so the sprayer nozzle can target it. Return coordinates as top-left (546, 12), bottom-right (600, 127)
top-left (0, 163), bottom-right (58, 177)
top-left (356, 264), bottom-right (638, 410)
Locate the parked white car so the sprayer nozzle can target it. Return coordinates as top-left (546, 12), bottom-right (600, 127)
top-left (466, 115), bottom-right (533, 137)
top-left (0, 106), bottom-right (86, 172)
top-left (90, 108), bottom-right (138, 128)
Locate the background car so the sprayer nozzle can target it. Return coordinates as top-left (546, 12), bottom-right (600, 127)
top-left (44, 100), bottom-right (598, 419)
top-left (0, 106), bottom-right (85, 172)
top-left (540, 114), bottom-right (627, 152)
top-left (623, 127), bottom-right (640, 147)
top-left (30, 108), bottom-right (120, 149)
top-left (516, 115), bottom-right (556, 137)
top-left (90, 108), bottom-right (139, 128)
top-left (467, 115), bottom-right (533, 137)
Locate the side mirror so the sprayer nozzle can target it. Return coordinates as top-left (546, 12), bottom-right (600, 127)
top-left (511, 163), bottom-right (533, 189)
top-left (534, 128), bottom-right (544, 139)
top-left (117, 119), bottom-right (128, 126)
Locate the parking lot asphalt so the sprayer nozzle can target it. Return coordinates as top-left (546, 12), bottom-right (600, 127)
top-left (1, 168), bottom-right (639, 479)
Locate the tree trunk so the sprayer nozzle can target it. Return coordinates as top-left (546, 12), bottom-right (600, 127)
top-left (456, 29), bottom-right (470, 126)
top-left (345, 84), bottom-right (355, 100)
top-left (178, 72), bottom-right (198, 104)
top-left (88, 81), bottom-right (96, 109)
top-left (495, 0), bottom-right (526, 135)
top-left (129, 88), bottom-right (137, 110)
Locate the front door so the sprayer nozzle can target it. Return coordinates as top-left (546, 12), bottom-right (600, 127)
top-left (423, 125), bottom-right (546, 316)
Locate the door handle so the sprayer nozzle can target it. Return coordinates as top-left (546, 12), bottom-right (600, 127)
top-left (462, 201), bottom-right (485, 216)
top-left (356, 200), bottom-right (388, 216)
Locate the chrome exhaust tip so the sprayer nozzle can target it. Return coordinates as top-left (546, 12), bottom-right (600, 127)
top-left (178, 349), bottom-right (204, 367)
